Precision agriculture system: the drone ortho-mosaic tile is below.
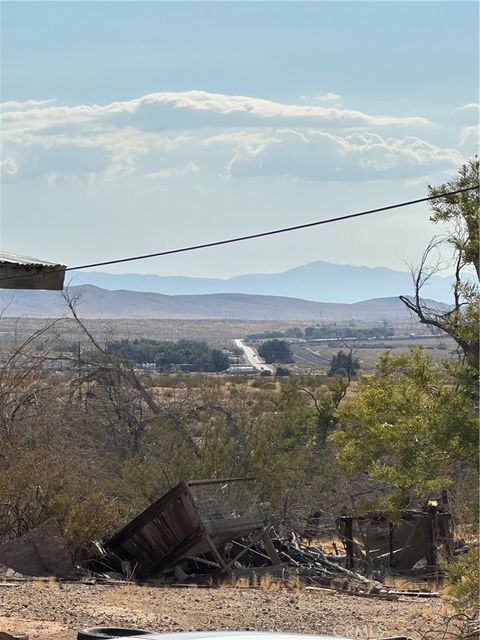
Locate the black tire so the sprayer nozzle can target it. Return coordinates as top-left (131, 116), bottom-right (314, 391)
top-left (77, 628), bottom-right (153, 639)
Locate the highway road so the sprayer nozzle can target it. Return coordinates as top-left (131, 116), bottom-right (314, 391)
top-left (233, 339), bottom-right (275, 374)
top-left (291, 344), bottom-right (330, 366)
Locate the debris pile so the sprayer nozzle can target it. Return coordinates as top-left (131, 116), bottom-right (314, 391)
top-left (91, 479), bottom-right (384, 593)
top-left (336, 508), bottom-right (454, 574)
top-left (0, 478), bottom-right (455, 601)
top-left (263, 531), bottom-right (380, 590)
top-left (103, 478), bottom-right (273, 578)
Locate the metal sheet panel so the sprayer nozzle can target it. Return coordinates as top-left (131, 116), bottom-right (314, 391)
top-left (0, 253), bottom-right (66, 290)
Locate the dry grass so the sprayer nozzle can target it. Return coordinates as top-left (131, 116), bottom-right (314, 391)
top-left (101, 582), bottom-right (144, 606)
top-left (32, 579), bottom-right (45, 591)
top-left (47, 576), bottom-right (58, 591)
top-left (230, 576), bottom-right (251, 589)
top-left (0, 317), bottom-right (304, 349)
top-left (227, 573), bottom-right (305, 592)
top-left (284, 575), bottom-right (304, 591)
top-left (383, 572), bottom-right (443, 592)
top-left (292, 335), bottom-right (457, 374)
top-left (259, 574), bottom-right (282, 592)
top-left (29, 577), bottom-right (59, 591)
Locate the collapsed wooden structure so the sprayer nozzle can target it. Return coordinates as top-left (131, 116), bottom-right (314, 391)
top-left (106, 478), bottom-right (280, 578)
top-left (336, 508), bottom-right (454, 574)
top-left (103, 479), bottom-right (456, 585)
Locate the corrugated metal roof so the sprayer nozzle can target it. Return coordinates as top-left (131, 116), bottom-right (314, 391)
top-left (0, 251), bottom-right (66, 290)
top-left (0, 251), bottom-right (64, 267)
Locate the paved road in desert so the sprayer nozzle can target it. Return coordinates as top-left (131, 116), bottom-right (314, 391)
top-left (233, 339), bottom-right (275, 374)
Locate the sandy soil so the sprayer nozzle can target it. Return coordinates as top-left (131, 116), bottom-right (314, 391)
top-left (0, 581), bottom-right (446, 640)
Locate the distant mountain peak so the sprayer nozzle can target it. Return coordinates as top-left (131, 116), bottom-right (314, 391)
top-left (68, 259), bottom-right (454, 304)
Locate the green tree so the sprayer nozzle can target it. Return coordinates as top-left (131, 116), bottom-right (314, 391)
top-left (396, 161), bottom-right (479, 606)
top-left (330, 349), bottom-right (478, 510)
top-left (429, 158), bottom-right (479, 278)
top-left (275, 366), bottom-right (291, 376)
top-left (304, 377), bottom-right (349, 446)
top-left (106, 338), bottom-right (229, 372)
top-left (249, 380), bottom-right (317, 512)
top-left (400, 158), bottom-right (479, 373)
top-left (258, 339), bottom-right (294, 364)
top-left (328, 350), bottom-right (360, 378)
top-left (210, 349), bottom-right (230, 372)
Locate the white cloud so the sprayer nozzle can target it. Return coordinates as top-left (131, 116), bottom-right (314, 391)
top-left (2, 139), bottom-right (110, 181)
top-left (1, 90), bottom-right (430, 141)
top-left (456, 103), bottom-right (480, 111)
top-left (459, 124), bottom-right (480, 145)
top-left (2, 126), bottom-right (194, 182)
top-left (317, 92), bottom-right (342, 104)
top-left (228, 129), bottom-right (464, 181)
top-left (142, 162), bottom-right (200, 180)
top-left (1, 90), bottom-right (461, 184)
top-left (0, 157), bottom-right (18, 176)
top-left (0, 99), bottom-right (57, 111)
top-left (300, 92), bottom-right (343, 106)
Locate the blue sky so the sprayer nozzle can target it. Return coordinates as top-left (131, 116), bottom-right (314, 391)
top-left (1, 1), bottom-right (478, 279)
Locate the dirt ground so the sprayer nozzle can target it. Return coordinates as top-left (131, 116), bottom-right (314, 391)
top-left (0, 580), bottom-right (448, 640)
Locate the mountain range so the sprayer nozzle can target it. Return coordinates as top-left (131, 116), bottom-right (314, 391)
top-left (68, 260), bottom-right (454, 304)
top-left (0, 285), bottom-right (448, 322)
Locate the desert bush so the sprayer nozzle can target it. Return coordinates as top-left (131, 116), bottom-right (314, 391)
top-left (1, 312), bottom-right (476, 555)
top-left (443, 546), bottom-right (480, 614)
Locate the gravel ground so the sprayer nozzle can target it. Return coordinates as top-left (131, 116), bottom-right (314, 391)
top-left (0, 581), bottom-right (446, 640)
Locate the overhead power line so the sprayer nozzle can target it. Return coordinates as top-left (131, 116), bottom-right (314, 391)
top-left (0, 185), bottom-right (478, 284)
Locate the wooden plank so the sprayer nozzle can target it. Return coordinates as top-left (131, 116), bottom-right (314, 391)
top-left (204, 532), bottom-right (229, 570)
top-left (108, 481), bottom-right (195, 546)
top-left (261, 532), bottom-right (281, 565)
top-left (187, 477), bottom-right (255, 486)
top-left (186, 556), bottom-right (223, 569)
top-left (205, 514), bottom-right (264, 538)
top-left (305, 586), bottom-right (399, 601)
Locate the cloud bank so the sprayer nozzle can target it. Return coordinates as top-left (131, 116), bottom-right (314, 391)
top-left (229, 130), bottom-right (463, 181)
top-left (0, 90), bottom-right (463, 183)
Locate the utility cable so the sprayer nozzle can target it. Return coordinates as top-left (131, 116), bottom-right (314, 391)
top-left (0, 185), bottom-right (478, 284)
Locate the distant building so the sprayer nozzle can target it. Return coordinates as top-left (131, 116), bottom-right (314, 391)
top-left (137, 362), bottom-right (157, 371)
top-left (225, 365), bottom-right (257, 374)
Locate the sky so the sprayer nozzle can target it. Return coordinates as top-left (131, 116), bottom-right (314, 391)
top-left (1, 1), bottom-right (478, 278)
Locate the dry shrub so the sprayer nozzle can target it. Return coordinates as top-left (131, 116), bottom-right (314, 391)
top-left (54, 485), bottom-right (128, 550)
top-left (259, 574), bottom-right (274, 591)
top-left (0, 445), bottom-right (130, 551)
top-left (285, 574), bottom-right (304, 591)
top-left (250, 378), bottom-right (269, 389)
top-left (47, 576), bottom-right (58, 591)
top-left (227, 573), bottom-right (304, 592)
top-left (443, 546), bottom-right (480, 614)
top-left (231, 576), bottom-right (250, 589)
top-left (102, 583), bottom-right (140, 605)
